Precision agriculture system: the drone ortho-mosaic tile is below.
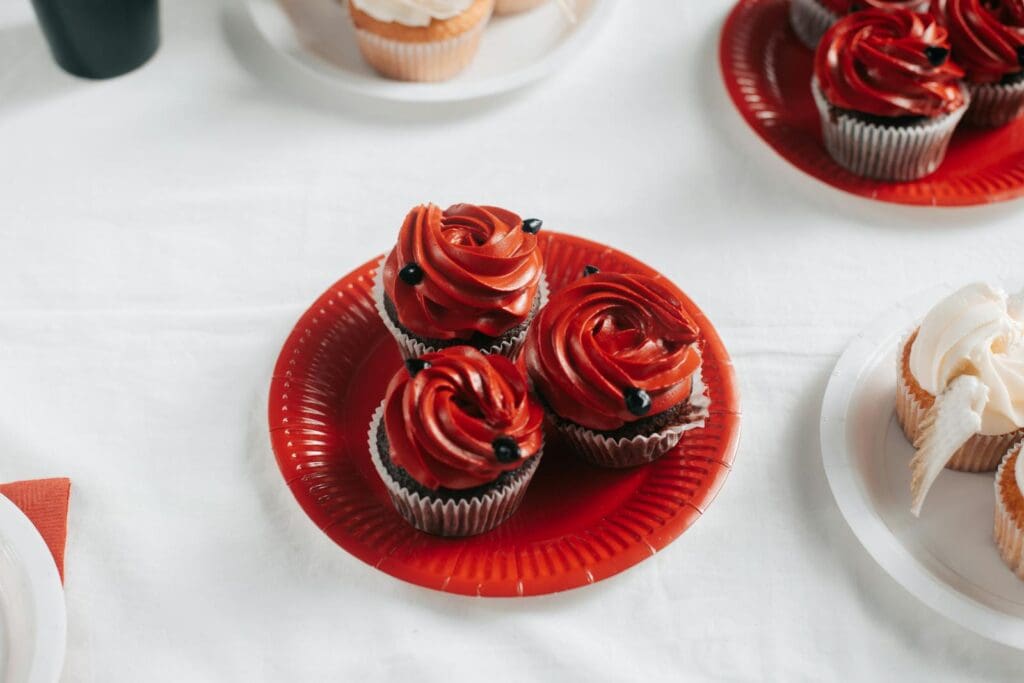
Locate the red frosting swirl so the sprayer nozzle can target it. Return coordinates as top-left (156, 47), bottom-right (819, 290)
top-left (383, 346), bottom-right (543, 491)
top-left (815, 9), bottom-right (967, 117)
top-left (524, 273), bottom-right (701, 432)
top-left (382, 203), bottom-right (543, 341)
top-left (821, 0), bottom-right (930, 14)
top-left (944, 0), bottom-right (1024, 83)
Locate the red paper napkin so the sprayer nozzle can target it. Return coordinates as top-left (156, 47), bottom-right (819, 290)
top-left (0, 478), bottom-right (71, 582)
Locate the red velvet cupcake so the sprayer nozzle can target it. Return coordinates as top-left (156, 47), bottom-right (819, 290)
top-left (368, 346), bottom-right (544, 537)
top-left (524, 270), bottom-right (709, 469)
top-left (374, 203), bottom-right (547, 360)
top-left (943, 0), bottom-right (1024, 127)
top-left (790, 0), bottom-right (930, 49)
top-left (812, 9), bottom-right (969, 180)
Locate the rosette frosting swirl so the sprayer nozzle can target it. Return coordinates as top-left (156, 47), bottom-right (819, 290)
top-left (815, 9), bottom-right (967, 117)
top-left (524, 273), bottom-right (701, 432)
top-left (384, 346), bottom-right (544, 490)
top-left (945, 0), bottom-right (1024, 83)
top-left (350, 0), bottom-right (474, 27)
top-left (383, 203), bottom-right (543, 340)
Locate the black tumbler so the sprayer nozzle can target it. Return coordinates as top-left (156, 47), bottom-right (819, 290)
top-left (31, 0), bottom-right (160, 79)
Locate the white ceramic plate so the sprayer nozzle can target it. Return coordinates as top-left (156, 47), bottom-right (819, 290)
top-left (821, 283), bottom-right (1024, 649)
top-left (0, 494), bottom-right (66, 682)
top-left (243, 0), bottom-right (615, 102)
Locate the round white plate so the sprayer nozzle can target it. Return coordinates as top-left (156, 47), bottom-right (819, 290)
top-left (0, 494), bottom-right (66, 682)
top-left (243, 0), bottom-right (615, 102)
top-left (821, 284), bottom-right (1024, 649)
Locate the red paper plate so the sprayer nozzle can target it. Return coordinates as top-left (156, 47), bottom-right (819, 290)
top-left (719, 0), bottom-right (1024, 206)
top-left (268, 232), bottom-right (741, 597)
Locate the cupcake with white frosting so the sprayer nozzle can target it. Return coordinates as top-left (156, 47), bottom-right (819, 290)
top-left (346, 0), bottom-right (494, 82)
top-left (897, 283), bottom-right (1024, 515)
top-left (995, 442), bottom-right (1024, 579)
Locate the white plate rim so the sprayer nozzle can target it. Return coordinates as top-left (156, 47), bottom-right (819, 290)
top-left (820, 283), bottom-right (1024, 650)
top-left (242, 0), bottom-right (618, 103)
top-left (0, 493), bottom-right (67, 683)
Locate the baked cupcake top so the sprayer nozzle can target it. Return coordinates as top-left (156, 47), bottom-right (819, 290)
top-left (815, 9), bottom-right (967, 117)
top-left (382, 203), bottom-right (544, 341)
top-left (910, 282), bottom-right (1024, 435)
top-left (350, 0), bottom-right (474, 27)
top-left (383, 346), bottom-right (543, 491)
top-left (820, 0), bottom-right (927, 13)
top-left (524, 271), bottom-right (701, 432)
top-left (944, 0), bottom-right (1024, 83)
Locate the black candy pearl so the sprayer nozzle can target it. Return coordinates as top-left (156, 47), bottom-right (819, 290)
top-left (624, 387), bottom-right (652, 417)
top-left (492, 435), bottom-right (521, 463)
top-left (399, 262), bottom-right (424, 286)
top-left (404, 358), bottom-right (430, 377)
top-left (522, 218), bottom-right (543, 235)
top-left (582, 264), bottom-right (600, 277)
top-left (925, 46), bottom-right (949, 67)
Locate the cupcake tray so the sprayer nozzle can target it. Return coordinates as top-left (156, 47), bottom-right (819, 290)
top-left (268, 232), bottom-right (741, 597)
top-left (719, 0), bottom-right (1024, 207)
top-left (821, 284), bottom-right (1024, 649)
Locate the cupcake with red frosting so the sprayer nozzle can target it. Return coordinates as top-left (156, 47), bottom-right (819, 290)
top-left (942, 0), bottom-right (1024, 127)
top-left (374, 203), bottom-right (547, 360)
top-left (524, 270), bottom-right (709, 468)
top-left (368, 346), bottom-right (544, 536)
top-left (790, 0), bottom-right (930, 49)
top-left (812, 9), bottom-right (969, 180)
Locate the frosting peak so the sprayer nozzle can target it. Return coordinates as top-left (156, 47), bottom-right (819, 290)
top-left (815, 9), bottom-right (967, 117)
top-left (350, 0), bottom-right (474, 27)
top-left (382, 203), bottom-right (544, 341)
top-left (910, 283), bottom-right (1024, 435)
top-left (384, 346), bottom-right (543, 490)
top-left (524, 272), bottom-right (701, 432)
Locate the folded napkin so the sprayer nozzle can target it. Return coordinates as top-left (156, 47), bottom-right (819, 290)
top-left (0, 478), bottom-right (71, 581)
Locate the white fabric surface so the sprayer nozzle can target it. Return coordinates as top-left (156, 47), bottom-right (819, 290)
top-left (2, 0), bottom-right (1024, 680)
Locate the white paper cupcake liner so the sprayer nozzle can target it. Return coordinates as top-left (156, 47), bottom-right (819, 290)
top-left (965, 78), bottom-right (1024, 128)
top-left (554, 361), bottom-right (711, 469)
top-left (352, 6), bottom-right (491, 82)
top-left (495, 0), bottom-right (547, 14)
top-left (995, 443), bottom-right (1024, 579)
top-left (368, 404), bottom-right (542, 537)
top-left (896, 333), bottom-right (1022, 473)
top-left (789, 0), bottom-right (837, 50)
top-left (812, 79), bottom-right (967, 181)
top-left (372, 257), bottom-right (548, 361)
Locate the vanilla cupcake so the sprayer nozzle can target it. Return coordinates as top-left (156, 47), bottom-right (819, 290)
top-left (995, 442), bottom-right (1024, 579)
top-left (897, 283), bottom-right (1024, 515)
top-left (347, 0), bottom-right (494, 82)
top-left (495, 0), bottom-right (547, 14)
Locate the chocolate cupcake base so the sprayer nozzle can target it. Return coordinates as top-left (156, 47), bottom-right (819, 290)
top-left (965, 78), bottom-right (1024, 129)
top-left (367, 405), bottom-right (542, 537)
top-left (812, 79), bottom-right (968, 181)
top-left (789, 0), bottom-right (837, 50)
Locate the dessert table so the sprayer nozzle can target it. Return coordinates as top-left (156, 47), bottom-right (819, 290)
top-left (2, 0), bottom-right (1024, 679)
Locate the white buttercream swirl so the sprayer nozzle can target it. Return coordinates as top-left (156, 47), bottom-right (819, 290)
top-left (350, 0), bottom-right (474, 27)
top-left (910, 283), bottom-right (1024, 436)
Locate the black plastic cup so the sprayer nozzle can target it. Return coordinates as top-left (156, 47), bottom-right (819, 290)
top-left (31, 0), bottom-right (160, 79)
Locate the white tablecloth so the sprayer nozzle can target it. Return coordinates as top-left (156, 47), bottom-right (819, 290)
top-left (2, 0), bottom-right (1024, 680)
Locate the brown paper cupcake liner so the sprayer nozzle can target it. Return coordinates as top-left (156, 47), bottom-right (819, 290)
top-left (372, 257), bottom-right (548, 361)
top-left (368, 404), bottom-right (542, 537)
top-left (554, 363), bottom-right (711, 469)
top-left (965, 79), bottom-right (1024, 128)
top-left (495, 0), bottom-right (547, 14)
top-left (812, 79), bottom-right (968, 181)
top-left (352, 6), bottom-right (491, 82)
top-left (896, 333), bottom-right (1022, 473)
top-left (995, 443), bottom-right (1024, 579)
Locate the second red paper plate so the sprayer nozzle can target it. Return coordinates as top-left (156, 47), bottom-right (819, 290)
top-left (720, 0), bottom-right (1024, 206)
top-left (268, 232), bottom-right (741, 597)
